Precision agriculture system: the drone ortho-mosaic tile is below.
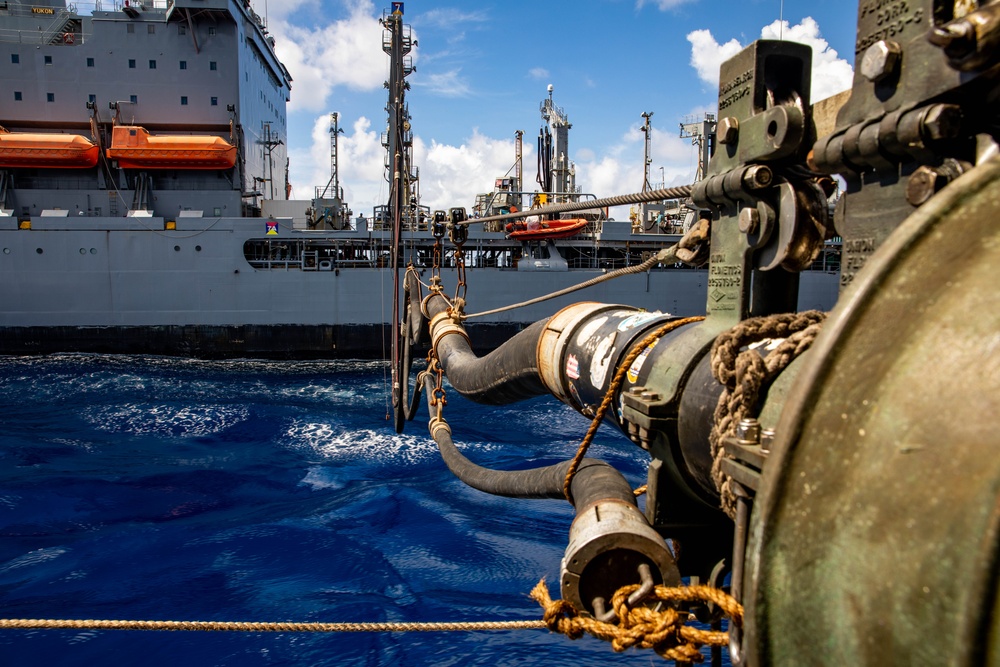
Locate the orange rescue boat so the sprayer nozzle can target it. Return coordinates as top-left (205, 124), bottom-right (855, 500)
top-left (107, 125), bottom-right (237, 170)
top-left (0, 128), bottom-right (99, 168)
top-left (505, 217), bottom-right (589, 240)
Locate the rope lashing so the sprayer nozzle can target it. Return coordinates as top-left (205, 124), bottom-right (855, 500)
top-left (708, 310), bottom-right (827, 518)
top-left (530, 579), bottom-right (742, 663)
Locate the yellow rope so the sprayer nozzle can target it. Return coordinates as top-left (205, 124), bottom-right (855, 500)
top-left (530, 579), bottom-right (741, 662)
top-left (0, 618), bottom-right (545, 633)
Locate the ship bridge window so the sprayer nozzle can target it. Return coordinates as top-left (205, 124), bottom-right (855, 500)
top-left (88, 94), bottom-right (96, 103)
top-left (130, 94), bottom-right (138, 104)
top-left (47, 93), bottom-right (54, 102)
top-left (178, 24), bottom-right (186, 35)
top-left (208, 27), bottom-right (216, 36)
top-left (10, 54), bottom-right (18, 64)
top-left (211, 97), bottom-right (218, 106)
top-left (210, 61), bottom-right (217, 71)
top-left (181, 96), bottom-right (188, 105)
top-left (129, 59), bottom-right (136, 68)
top-left (127, 23), bottom-right (134, 34)
top-left (147, 24), bottom-right (155, 34)
top-left (179, 60), bottom-right (187, 69)
top-left (44, 55), bottom-right (52, 65)
top-left (149, 59), bottom-right (156, 69)
top-left (87, 57), bottom-right (94, 67)
top-left (13, 91), bottom-right (21, 101)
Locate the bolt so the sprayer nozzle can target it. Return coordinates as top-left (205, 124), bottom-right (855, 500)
top-left (921, 104), bottom-right (963, 141)
top-left (640, 390), bottom-right (661, 402)
top-left (742, 164), bottom-right (773, 190)
top-left (736, 417), bottom-right (761, 444)
top-left (717, 116), bottom-right (739, 145)
top-left (906, 165), bottom-right (948, 206)
top-left (760, 428), bottom-right (775, 452)
top-left (738, 206), bottom-right (759, 234)
top-left (860, 40), bottom-right (902, 82)
top-left (927, 21), bottom-right (976, 59)
top-left (629, 385), bottom-right (646, 396)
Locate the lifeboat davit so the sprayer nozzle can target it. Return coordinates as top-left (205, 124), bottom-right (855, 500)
top-left (505, 217), bottom-right (589, 240)
top-left (0, 128), bottom-right (99, 168)
top-left (107, 125), bottom-right (237, 170)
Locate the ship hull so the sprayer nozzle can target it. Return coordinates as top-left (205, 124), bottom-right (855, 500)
top-left (0, 216), bottom-right (839, 358)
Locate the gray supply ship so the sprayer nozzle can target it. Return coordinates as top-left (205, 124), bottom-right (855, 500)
top-left (0, 0), bottom-right (839, 358)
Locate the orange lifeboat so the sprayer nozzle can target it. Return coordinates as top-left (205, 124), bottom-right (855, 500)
top-left (505, 217), bottom-right (590, 240)
top-left (106, 125), bottom-right (237, 170)
top-left (0, 127), bottom-right (99, 168)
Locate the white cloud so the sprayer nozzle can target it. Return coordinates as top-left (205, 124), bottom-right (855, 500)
top-left (687, 18), bottom-right (853, 102)
top-left (269, 0), bottom-right (387, 113)
top-left (417, 131), bottom-right (525, 212)
top-left (686, 28), bottom-right (743, 89)
top-left (760, 18), bottom-right (853, 101)
top-left (529, 67), bottom-right (550, 80)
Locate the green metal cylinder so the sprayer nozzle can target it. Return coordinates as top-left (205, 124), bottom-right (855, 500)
top-left (744, 156), bottom-right (1000, 665)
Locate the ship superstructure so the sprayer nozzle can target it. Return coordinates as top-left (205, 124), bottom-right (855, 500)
top-left (0, 0), bottom-right (290, 217)
top-left (0, 2), bottom-right (838, 358)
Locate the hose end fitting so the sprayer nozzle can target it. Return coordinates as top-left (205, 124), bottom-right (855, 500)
top-left (560, 498), bottom-right (680, 617)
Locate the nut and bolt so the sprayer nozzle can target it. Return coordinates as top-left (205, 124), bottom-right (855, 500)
top-left (628, 385), bottom-right (646, 396)
top-left (738, 206), bottom-right (760, 234)
top-left (640, 390), bottom-right (661, 401)
top-left (921, 104), bottom-right (963, 142)
top-left (742, 164), bottom-right (773, 190)
top-left (760, 428), bottom-right (775, 451)
top-left (736, 417), bottom-right (762, 444)
top-left (860, 40), bottom-right (902, 82)
top-left (717, 116), bottom-right (739, 145)
top-left (906, 166), bottom-right (948, 206)
top-left (927, 22), bottom-right (976, 60)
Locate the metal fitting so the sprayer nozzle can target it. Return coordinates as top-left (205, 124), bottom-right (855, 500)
top-left (906, 166), bottom-right (948, 207)
top-left (921, 104), bottom-right (964, 142)
top-left (561, 499), bottom-right (680, 616)
top-left (736, 417), bottom-right (762, 444)
top-left (742, 164), bottom-right (773, 190)
top-left (717, 116), bottom-right (739, 145)
top-left (639, 390), bottom-right (661, 402)
top-left (860, 40), bottom-right (901, 82)
top-left (738, 206), bottom-right (760, 234)
top-left (927, 22), bottom-right (976, 60)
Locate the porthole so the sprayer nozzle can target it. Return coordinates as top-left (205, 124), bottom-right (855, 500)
top-left (36, 248), bottom-right (43, 254)
top-left (90, 248), bottom-right (97, 254)
top-left (195, 245), bottom-right (202, 252)
top-left (80, 248), bottom-right (87, 255)
top-left (2, 248), bottom-right (9, 254)
top-left (174, 245), bottom-right (180, 251)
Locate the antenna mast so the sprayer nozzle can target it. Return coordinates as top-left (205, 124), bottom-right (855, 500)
top-left (641, 111), bottom-right (654, 192)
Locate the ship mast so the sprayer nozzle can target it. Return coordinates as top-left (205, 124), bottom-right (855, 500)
top-left (640, 111), bottom-right (653, 192)
top-left (381, 3), bottom-right (417, 433)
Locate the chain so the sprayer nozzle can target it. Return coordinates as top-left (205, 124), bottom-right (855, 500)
top-left (453, 243), bottom-right (468, 305)
top-left (427, 351), bottom-right (447, 423)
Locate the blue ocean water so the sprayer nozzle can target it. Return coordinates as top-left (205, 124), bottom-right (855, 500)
top-left (0, 354), bottom-right (668, 666)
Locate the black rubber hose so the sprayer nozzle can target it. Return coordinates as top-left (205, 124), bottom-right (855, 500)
top-left (426, 293), bottom-right (549, 405)
top-left (423, 375), bottom-right (635, 507)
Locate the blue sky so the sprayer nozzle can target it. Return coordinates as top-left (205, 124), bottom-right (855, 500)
top-left (258, 0), bottom-right (858, 218)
